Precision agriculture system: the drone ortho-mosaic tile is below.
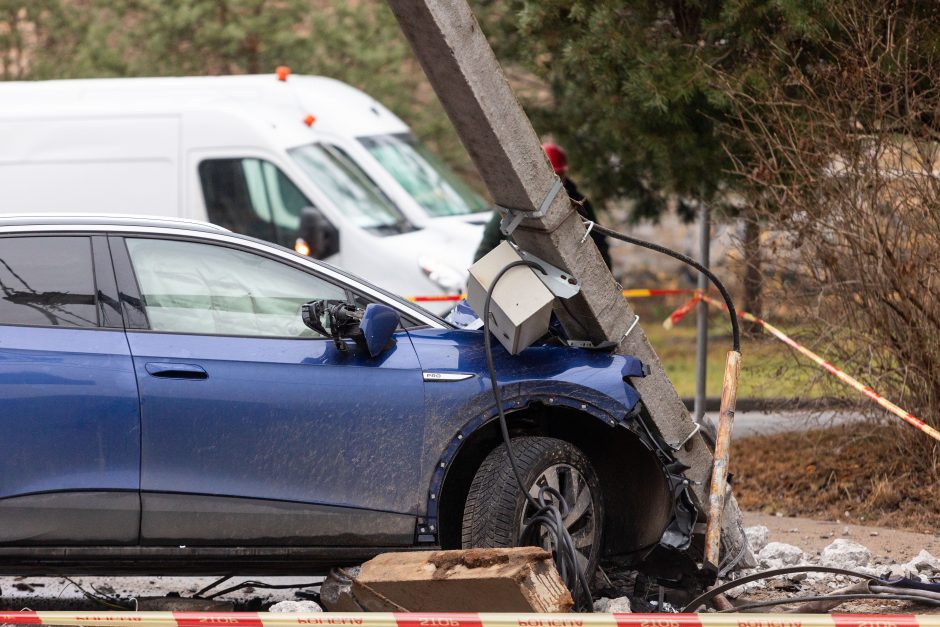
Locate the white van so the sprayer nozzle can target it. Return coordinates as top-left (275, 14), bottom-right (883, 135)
top-left (0, 72), bottom-right (492, 312)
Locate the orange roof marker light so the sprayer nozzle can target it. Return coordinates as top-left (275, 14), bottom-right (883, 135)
top-left (303, 114), bottom-right (316, 127)
top-left (275, 66), bottom-right (291, 81)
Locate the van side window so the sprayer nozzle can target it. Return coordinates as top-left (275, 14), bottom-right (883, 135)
top-left (0, 236), bottom-right (98, 328)
top-left (199, 159), bottom-right (311, 249)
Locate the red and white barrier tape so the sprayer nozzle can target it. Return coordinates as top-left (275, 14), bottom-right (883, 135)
top-left (0, 612), bottom-right (933, 627)
top-left (622, 289), bottom-right (697, 299)
top-left (662, 294), bottom-right (702, 330)
top-left (663, 293), bottom-right (940, 443)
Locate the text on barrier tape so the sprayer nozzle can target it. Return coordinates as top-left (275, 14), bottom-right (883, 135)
top-left (0, 612), bottom-right (934, 627)
top-left (663, 293), bottom-right (940, 444)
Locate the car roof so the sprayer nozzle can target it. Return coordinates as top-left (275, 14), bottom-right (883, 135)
top-left (0, 213), bottom-right (450, 329)
top-left (0, 214), bottom-right (230, 234)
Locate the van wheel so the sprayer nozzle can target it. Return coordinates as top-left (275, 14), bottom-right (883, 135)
top-left (461, 436), bottom-right (604, 579)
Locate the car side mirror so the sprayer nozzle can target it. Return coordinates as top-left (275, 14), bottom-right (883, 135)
top-left (359, 304), bottom-right (401, 358)
top-left (301, 300), bottom-right (400, 357)
top-left (295, 206), bottom-right (340, 260)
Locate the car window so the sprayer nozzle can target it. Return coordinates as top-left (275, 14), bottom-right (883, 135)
top-left (0, 236), bottom-right (98, 328)
top-left (198, 158), bottom-right (311, 249)
top-left (125, 238), bottom-right (346, 338)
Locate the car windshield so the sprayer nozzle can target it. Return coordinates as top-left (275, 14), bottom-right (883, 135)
top-left (360, 133), bottom-right (490, 217)
top-left (288, 143), bottom-right (412, 234)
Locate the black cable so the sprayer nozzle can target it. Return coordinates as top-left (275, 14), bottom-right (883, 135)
top-left (722, 592), bottom-right (940, 612)
top-left (682, 565), bottom-right (881, 611)
top-left (871, 585), bottom-right (940, 602)
top-left (588, 221), bottom-right (741, 353)
top-left (195, 575), bottom-right (233, 598)
top-left (61, 576), bottom-right (129, 610)
top-left (203, 580), bottom-right (322, 600)
top-left (482, 259), bottom-right (593, 611)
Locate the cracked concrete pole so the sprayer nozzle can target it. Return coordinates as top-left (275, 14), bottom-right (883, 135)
top-left (385, 0), bottom-right (749, 566)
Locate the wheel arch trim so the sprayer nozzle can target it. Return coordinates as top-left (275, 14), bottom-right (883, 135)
top-left (422, 381), bottom-right (700, 555)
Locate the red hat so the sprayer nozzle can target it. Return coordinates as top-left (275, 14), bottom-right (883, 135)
top-left (542, 142), bottom-right (568, 175)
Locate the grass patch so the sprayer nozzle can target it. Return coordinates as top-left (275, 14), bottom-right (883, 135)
top-left (732, 424), bottom-right (940, 533)
top-left (634, 299), bottom-right (832, 399)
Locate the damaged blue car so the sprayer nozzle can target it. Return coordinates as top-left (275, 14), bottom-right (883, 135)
top-left (0, 216), bottom-right (699, 578)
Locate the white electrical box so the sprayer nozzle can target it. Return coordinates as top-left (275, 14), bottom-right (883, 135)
top-left (466, 241), bottom-right (555, 355)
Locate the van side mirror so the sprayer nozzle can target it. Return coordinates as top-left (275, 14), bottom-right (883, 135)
top-left (295, 206), bottom-right (339, 260)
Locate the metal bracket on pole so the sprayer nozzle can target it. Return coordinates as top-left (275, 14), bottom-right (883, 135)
top-left (669, 422), bottom-right (701, 451)
top-left (498, 176), bottom-right (564, 236)
top-left (566, 314), bottom-right (640, 350)
top-left (507, 242), bottom-right (581, 300)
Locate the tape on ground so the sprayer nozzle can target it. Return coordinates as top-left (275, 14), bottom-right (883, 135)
top-left (0, 612), bottom-right (934, 627)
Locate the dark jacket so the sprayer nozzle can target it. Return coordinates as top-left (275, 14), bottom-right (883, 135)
top-left (473, 178), bottom-right (612, 269)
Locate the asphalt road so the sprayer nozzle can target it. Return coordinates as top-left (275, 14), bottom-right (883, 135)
top-left (704, 409), bottom-right (870, 439)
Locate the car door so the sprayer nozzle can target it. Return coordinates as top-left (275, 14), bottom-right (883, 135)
top-left (111, 234), bottom-right (426, 547)
top-left (0, 234), bottom-right (140, 544)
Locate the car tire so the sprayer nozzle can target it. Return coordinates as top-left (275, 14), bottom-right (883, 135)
top-left (461, 436), bottom-right (604, 579)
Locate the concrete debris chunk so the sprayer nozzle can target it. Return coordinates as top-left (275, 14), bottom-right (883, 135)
top-left (745, 525), bottom-right (770, 553)
top-left (320, 567), bottom-right (364, 612)
top-left (593, 596), bottom-right (632, 613)
top-left (722, 572), bottom-right (763, 599)
top-left (758, 542), bottom-right (805, 567)
top-left (884, 564), bottom-right (912, 580)
top-left (905, 549), bottom-right (940, 574)
top-left (349, 547), bottom-right (573, 612)
top-left (269, 600), bottom-right (323, 613)
top-left (820, 539), bottom-right (871, 569)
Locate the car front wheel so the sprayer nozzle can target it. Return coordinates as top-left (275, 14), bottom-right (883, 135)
top-left (461, 436), bottom-right (604, 578)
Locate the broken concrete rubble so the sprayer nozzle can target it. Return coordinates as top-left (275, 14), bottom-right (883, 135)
top-left (324, 548), bottom-right (573, 613)
top-left (758, 541), bottom-right (805, 567)
top-left (320, 567), bottom-right (363, 612)
top-left (820, 539), bottom-right (872, 569)
top-left (721, 528), bottom-right (940, 611)
top-left (905, 549), bottom-right (940, 574)
top-left (592, 596), bottom-right (632, 613)
top-left (745, 525), bottom-right (770, 553)
top-left (268, 600), bottom-right (323, 613)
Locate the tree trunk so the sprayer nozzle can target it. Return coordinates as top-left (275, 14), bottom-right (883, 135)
top-left (742, 215), bottom-right (763, 336)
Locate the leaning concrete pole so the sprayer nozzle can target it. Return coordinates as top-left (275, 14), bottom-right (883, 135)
top-left (385, 0), bottom-right (749, 567)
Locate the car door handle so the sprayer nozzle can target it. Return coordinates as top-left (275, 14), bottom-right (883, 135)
top-left (145, 362), bottom-right (208, 380)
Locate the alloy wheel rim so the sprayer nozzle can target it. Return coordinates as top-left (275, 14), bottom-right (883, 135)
top-left (520, 462), bottom-right (596, 570)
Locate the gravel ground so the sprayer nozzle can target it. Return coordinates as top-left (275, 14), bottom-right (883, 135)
top-left (0, 575), bottom-right (322, 611)
top-left (722, 513), bottom-right (940, 614)
top-left (1, 512), bottom-right (937, 613)
top-left (742, 512), bottom-right (940, 557)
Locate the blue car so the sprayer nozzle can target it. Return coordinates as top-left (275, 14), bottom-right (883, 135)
top-left (0, 216), bottom-right (698, 578)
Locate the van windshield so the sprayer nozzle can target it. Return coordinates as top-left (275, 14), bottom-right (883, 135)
top-left (289, 143), bottom-right (412, 234)
top-left (359, 133), bottom-right (490, 217)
